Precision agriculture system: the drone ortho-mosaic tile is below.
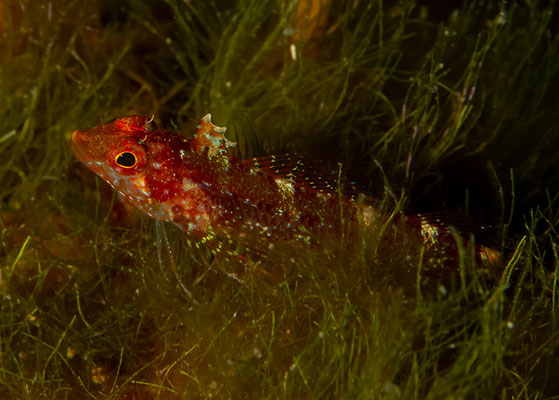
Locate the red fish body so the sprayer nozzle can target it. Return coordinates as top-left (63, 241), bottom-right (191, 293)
top-left (71, 115), bottom-right (363, 256)
top-left (70, 115), bottom-right (500, 268)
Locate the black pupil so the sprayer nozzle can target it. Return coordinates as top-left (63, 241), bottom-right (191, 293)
top-left (116, 152), bottom-right (136, 167)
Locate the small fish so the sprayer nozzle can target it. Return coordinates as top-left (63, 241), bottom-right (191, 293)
top-left (70, 115), bottom-right (500, 269)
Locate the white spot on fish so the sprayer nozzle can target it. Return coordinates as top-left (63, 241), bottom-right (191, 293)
top-left (182, 178), bottom-right (197, 192)
top-left (421, 220), bottom-right (439, 247)
top-left (275, 178), bottom-right (295, 196)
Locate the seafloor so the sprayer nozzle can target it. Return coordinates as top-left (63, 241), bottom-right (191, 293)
top-left (1, 1), bottom-right (559, 398)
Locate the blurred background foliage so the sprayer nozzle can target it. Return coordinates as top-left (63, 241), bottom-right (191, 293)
top-left (1, 0), bottom-right (558, 398)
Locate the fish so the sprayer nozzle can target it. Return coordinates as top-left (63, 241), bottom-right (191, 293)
top-left (70, 115), bottom-right (501, 272)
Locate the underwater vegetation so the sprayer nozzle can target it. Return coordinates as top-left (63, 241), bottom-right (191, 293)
top-left (1, 0), bottom-right (559, 398)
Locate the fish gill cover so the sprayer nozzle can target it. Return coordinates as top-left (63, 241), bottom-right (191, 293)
top-left (0, 0), bottom-right (559, 398)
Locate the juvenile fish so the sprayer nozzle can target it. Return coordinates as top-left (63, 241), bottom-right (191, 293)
top-left (70, 115), bottom-right (500, 268)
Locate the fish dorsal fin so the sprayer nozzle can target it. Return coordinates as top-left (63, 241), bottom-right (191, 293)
top-left (244, 153), bottom-right (353, 196)
top-left (192, 114), bottom-right (236, 157)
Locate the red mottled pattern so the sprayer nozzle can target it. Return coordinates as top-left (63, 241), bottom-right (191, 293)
top-left (71, 115), bottom-right (501, 268)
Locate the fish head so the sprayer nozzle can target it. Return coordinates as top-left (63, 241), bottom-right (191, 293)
top-left (71, 115), bottom-right (152, 173)
top-left (71, 115), bottom-right (220, 227)
top-left (70, 116), bottom-right (166, 215)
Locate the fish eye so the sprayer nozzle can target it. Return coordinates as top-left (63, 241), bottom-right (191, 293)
top-left (109, 140), bottom-right (147, 174)
top-left (115, 151), bottom-right (137, 168)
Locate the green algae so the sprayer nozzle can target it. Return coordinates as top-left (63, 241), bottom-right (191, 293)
top-left (1, 0), bottom-right (559, 398)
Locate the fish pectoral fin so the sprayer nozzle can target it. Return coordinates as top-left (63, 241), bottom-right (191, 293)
top-left (186, 224), bottom-right (246, 262)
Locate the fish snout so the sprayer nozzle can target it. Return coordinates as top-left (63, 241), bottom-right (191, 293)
top-left (71, 129), bottom-right (83, 143)
top-left (69, 129), bottom-right (92, 164)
